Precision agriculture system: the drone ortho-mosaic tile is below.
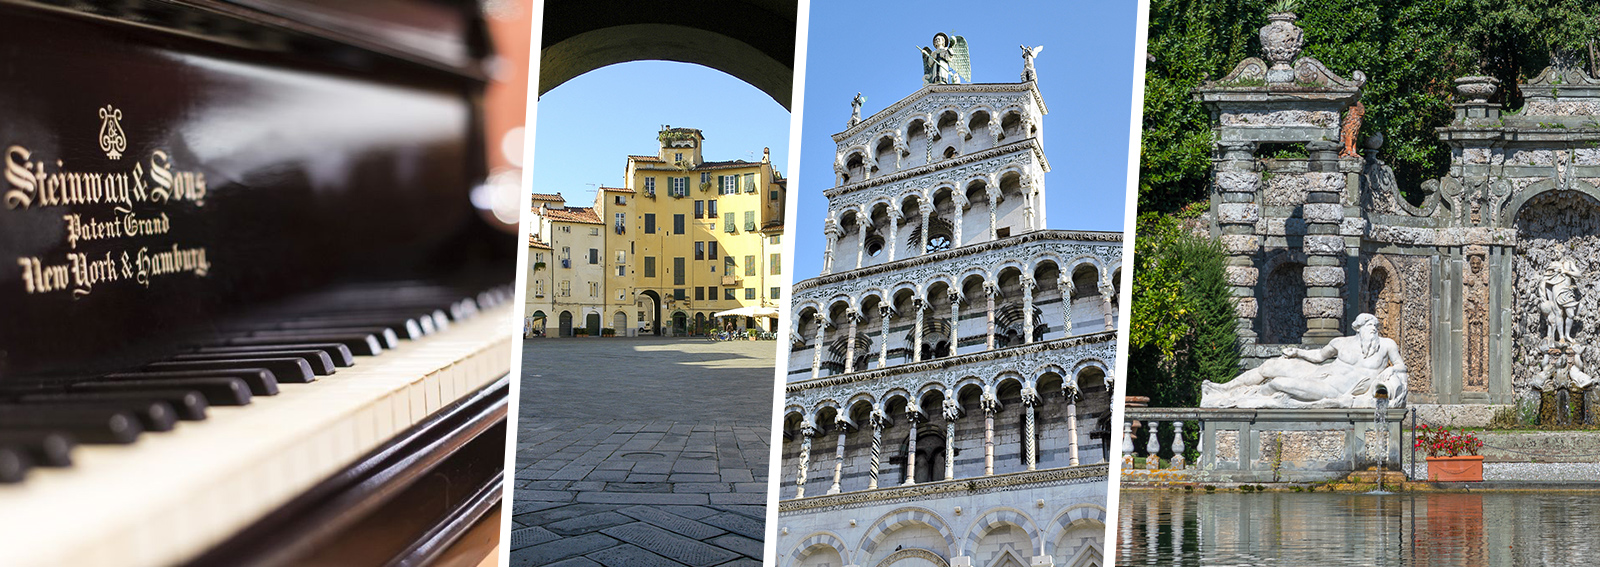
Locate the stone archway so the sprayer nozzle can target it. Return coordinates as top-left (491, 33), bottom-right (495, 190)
top-left (559, 311), bottom-right (574, 337)
top-left (540, 0), bottom-right (797, 108)
top-left (640, 290), bottom-right (663, 336)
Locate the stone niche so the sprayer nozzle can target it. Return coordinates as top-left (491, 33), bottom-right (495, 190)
top-left (1511, 190), bottom-right (1600, 393)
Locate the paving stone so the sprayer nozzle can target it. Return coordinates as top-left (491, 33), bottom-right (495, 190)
top-left (672, 482), bottom-right (731, 493)
top-left (712, 505), bottom-right (766, 518)
top-left (521, 480), bottom-right (573, 491)
top-left (512, 499), bottom-right (569, 516)
top-left (732, 482), bottom-right (768, 493)
top-left (657, 505), bottom-right (720, 520)
top-left (701, 512), bottom-right (766, 540)
top-left (510, 532), bottom-right (619, 566)
top-left (514, 489), bottom-right (576, 502)
top-left (669, 473), bottom-right (723, 483)
top-left (594, 460), bottom-right (635, 471)
top-left (606, 482), bottom-right (673, 493)
top-left (600, 523), bottom-right (740, 565)
top-left (713, 558), bottom-right (763, 567)
top-left (672, 460), bottom-right (720, 474)
top-left (510, 526), bottom-right (561, 550)
top-left (550, 463), bottom-right (598, 480)
top-left (577, 491), bottom-right (711, 505)
top-left (707, 533), bottom-right (762, 558)
top-left (586, 543), bottom-right (689, 567)
top-left (520, 557), bottom-right (601, 567)
top-left (569, 481), bottom-right (608, 491)
top-left (545, 511), bottom-right (637, 536)
top-left (719, 469), bottom-right (754, 483)
top-left (584, 469), bottom-right (630, 481)
top-left (626, 473), bottom-right (670, 483)
top-left (514, 503), bottom-right (623, 526)
top-left (709, 492), bottom-right (766, 505)
top-left (617, 505), bottom-right (728, 539)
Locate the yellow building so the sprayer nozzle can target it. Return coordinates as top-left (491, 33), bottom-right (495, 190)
top-left (610, 126), bottom-right (786, 336)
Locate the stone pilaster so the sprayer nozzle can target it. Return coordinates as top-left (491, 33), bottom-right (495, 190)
top-left (1214, 141), bottom-right (1260, 340)
top-left (1302, 140), bottom-right (1348, 344)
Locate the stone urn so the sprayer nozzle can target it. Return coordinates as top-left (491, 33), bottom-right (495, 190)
top-left (1426, 455), bottom-right (1484, 482)
top-left (1260, 11), bottom-right (1304, 74)
top-left (1454, 76), bottom-right (1500, 103)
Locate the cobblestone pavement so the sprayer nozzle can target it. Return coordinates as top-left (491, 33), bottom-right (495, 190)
top-left (512, 338), bottom-right (777, 566)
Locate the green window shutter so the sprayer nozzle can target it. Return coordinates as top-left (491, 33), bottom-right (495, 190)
top-left (744, 255), bottom-right (755, 276)
top-left (744, 211), bottom-right (755, 231)
top-left (724, 212), bottom-right (735, 233)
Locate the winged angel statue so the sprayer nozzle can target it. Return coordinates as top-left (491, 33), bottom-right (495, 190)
top-left (918, 32), bottom-right (969, 85)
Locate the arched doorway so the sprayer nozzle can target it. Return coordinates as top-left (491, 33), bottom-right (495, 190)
top-left (693, 312), bottom-right (707, 336)
top-left (585, 312), bottom-right (601, 336)
top-left (530, 310), bottom-right (547, 337)
top-left (613, 311), bottom-right (628, 336)
top-left (672, 311), bottom-right (688, 336)
top-left (558, 311), bottom-right (574, 337)
top-left (640, 290), bottom-right (663, 336)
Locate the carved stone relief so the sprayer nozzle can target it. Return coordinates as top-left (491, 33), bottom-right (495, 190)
top-left (1512, 191), bottom-right (1600, 392)
top-left (1464, 246), bottom-right (1490, 392)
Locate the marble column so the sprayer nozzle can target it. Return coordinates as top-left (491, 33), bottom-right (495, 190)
top-left (878, 305), bottom-right (892, 369)
top-left (1022, 275), bottom-right (1035, 344)
top-left (843, 308), bottom-right (859, 374)
top-left (984, 281), bottom-right (998, 350)
top-left (1099, 279), bottom-right (1115, 331)
top-left (919, 204), bottom-right (933, 256)
top-left (913, 299), bottom-right (926, 363)
top-left (943, 388), bottom-right (959, 481)
top-left (1022, 384), bottom-right (1041, 471)
top-left (904, 410), bottom-right (923, 485)
top-left (854, 217), bottom-right (868, 270)
top-left (889, 213), bottom-right (900, 262)
top-left (949, 290), bottom-right (962, 355)
top-left (828, 419), bottom-right (850, 495)
top-left (987, 192), bottom-right (999, 241)
top-left (810, 319), bottom-right (826, 379)
top-left (1060, 277), bottom-right (1075, 338)
top-left (981, 389), bottom-right (1000, 476)
top-left (867, 410), bottom-right (887, 490)
top-left (953, 200), bottom-right (964, 247)
top-left (796, 422), bottom-right (816, 498)
top-left (821, 222), bottom-right (840, 275)
top-left (1067, 389), bottom-right (1081, 466)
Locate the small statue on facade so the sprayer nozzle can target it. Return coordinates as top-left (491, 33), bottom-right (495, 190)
top-left (848, 92), bottom-right (866, 128)
top-left (1201, 313), bottom-right (1409, 408)
top-left (1339, 101), bottom-right (1365, 158)
top-left (918, 32), bottom-right (969, 85)
top-left (1540, 257), bottom-right (1583, 344)
top-left (942, 389), bottom-right (962, 421)
top-left (1020, 44), bottom-right (1044, 82)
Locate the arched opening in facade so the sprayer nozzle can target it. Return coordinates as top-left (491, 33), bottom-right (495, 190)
top-left (962, 179), bottom-right (991, 246)
top-left (530, 310), bottom-right (547, 336)
top-left (934, 109), bottom-right (961, 159)
top-left (904, 118), bottom-right (929, 168)
top-left (559, 310), bottom-right (574, 337)
top-left (639, 289), bottom-right (662, 336)
top-left (1258, 255), bottom-right (1306, 344)
top-left (584, 312), bottom-right (601, 336)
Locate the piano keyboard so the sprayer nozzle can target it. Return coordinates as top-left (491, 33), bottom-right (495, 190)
top-left (0, 283), bottom-right (516, 567)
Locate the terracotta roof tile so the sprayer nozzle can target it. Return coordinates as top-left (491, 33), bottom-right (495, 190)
top-left (528, 235), bottom-right (552, 249)
top-left (541, 206), bottom-right (602, 225)
top-left (531, 192), bottom-right (564, 202)
top-left (600, 186), bottom-right (635, 193)
top-left (628, 155), bottom-right (664, 162)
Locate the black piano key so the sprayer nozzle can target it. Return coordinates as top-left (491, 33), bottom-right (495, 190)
top-left (72, 378), bottom-right (252, 406)
top-left (273, 317), bottom-right (425, 339)
top-left (224, 334), bottom-right (383, 356)
top-left (170, 350), bottom-right (336, 376)
top-left (245, 327), bottom-right (399, 349)
top-left (0, 431), bottom-right (75, 467)
top-left (0, 408), bottom-right (143, 444)
top-left (194, 343), bottom-right (354, 367)
top-left (145, 358), bottom-right (314, 384)
top-left (0, 445), bottom-right (32, 483)
top-left (21, 390), bottom-right (208, 421)
top-left (1, 401), bottom-right (177, 433)
top-left (104, 369), bottom-right (279, 396)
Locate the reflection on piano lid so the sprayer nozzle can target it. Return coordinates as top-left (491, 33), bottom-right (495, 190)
top-left (0, 0), bottom-right (516, 565)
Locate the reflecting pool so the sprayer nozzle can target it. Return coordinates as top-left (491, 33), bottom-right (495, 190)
top-left (1117, 490), bottom-right (1600, 566)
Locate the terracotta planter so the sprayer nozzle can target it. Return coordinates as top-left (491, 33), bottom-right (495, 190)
top-left (1426, 455), bottom-right (1484, 482)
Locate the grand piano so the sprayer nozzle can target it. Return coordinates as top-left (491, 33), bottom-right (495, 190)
top-left (0, 1), bottom-right (518, 565)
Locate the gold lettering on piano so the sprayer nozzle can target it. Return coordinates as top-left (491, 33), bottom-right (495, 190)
top-left (62, 209), bottom-right (171, 249)
top-left (15, 244), bottom-right (209, 297)
top-left (4, 145), bottom-right (206, 210)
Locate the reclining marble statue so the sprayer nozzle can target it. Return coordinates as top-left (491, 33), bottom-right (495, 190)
top-left (1201, 313), bottom-right (1408, 408)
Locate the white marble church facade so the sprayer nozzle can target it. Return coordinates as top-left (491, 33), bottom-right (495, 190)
top-left (777, 72), bottom-right (1120, 567)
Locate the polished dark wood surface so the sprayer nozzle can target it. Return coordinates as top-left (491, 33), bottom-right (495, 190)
top-left (0, 0), bottom-right (513, 385)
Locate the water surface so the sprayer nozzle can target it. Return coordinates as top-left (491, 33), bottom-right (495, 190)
top-left (1118, 490), bottom-right (1600, 566)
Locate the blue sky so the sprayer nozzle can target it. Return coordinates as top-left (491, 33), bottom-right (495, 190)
top-left (790, 0), bottom-right (1139, 278)
top-left (530, 61), bottom-right (791, 205)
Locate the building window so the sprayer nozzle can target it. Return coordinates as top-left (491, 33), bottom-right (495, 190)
top-left (673, 257), bottom-right (685, 285)
top-left (709, 286), bottom-right (718, 300)
top-left (720, 175), bottom-right (736, 195)
top-left (695, 287), bottom-right (705, 301)
top-left (616, 250), bottom-right (626, 264)
top-left (617, 265), bottom-right (626, 277)
top-left (590, 228), bottom-right (600, 236)
top-left (615, 195), bottom-right (626, 205)
top-left (724, 256), bottom-right (735, 275)
top-left (770, 286), bottom-right (780, 299)
top-left (674, 288), bottom-right (685, 300)
top-left (770, 253), bottom-right (781, 275)
top-left (743, 173), bottom-right (756, 193)
top-left (770, 235), bottom-right (781, 245)
top-left (589, 282), bottom-right (599, 297)
top-left (744, 255), bottom-right (756, 276)
top-left (724, 288), bottom-right (736, 300)
top-left (615, 212), bottom-right (625, 234)
top-left (644, 213), bottom-right (656, 234)
top-left (559, 281), bottom-right (569, 297)
top-left (644, 256), bottom-right (656, 277)
top-left (724, 212), bottom-right (736, 233)
top-left (708, 241), bottom-right (718, 260)
top-left (770, 190), bottom-right (780, 201)
top-left (534, 280), bottom-right (544, 296)
top-left (674, 214), bottom-right (685, 234)
top-left (560, 247), bottom-right (571, 269)
top-left (707, 199), bottom-right (717, 218)
top-left (644, 177), bottom-right (655, 195)
top-left (559, 225), bottom-right (570, 233)
top-left (671, 176), bottom-right (688, 197)
top-left (695, 241), bottom-right (705, 261)
top-left (745, 287), bottom-right (755, 300)
top-left (694, 200), bottom-right (704, 219)
top-left (589, 249), bottom-right (599, 264)
top-left (675, 152), bottom-right (683, 162)
top-left (701, 172), bottom-right (711, 185)
top-left (744, 210), bottom-right (755, 231)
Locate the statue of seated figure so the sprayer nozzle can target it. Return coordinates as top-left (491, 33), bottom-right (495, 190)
top-left (1201, 313), bottom-right (1408, 408)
